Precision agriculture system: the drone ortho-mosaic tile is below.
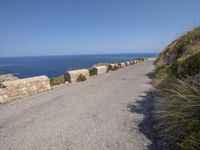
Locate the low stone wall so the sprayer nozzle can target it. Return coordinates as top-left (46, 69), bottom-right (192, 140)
top-left (0, 58), bottom-right (148, 103)
top-left (108, 64), bottom-right (119, 71)
top-left (64, 69), bottom-right (89, 83)
top-left (0, 74), bottom-right (19, 82)
top-left (125, 62), bottom-right (131, 66)
top-left (89, 66), bottom-right (108, 76)
top-left (0, 75), bottom-right (50, 103)
top-left (130, 61), bottom-right (135, 65)
top-left (118, 63), bottom-right (126, 68)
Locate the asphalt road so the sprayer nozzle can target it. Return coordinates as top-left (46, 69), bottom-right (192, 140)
top-left (0, 60), bottom-right (155, 150)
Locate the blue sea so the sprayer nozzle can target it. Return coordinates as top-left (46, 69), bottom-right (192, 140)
top-left (0, 53), bottom-right (157, 78)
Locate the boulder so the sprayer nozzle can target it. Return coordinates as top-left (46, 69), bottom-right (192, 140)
top-left (89, 66), bottom-right (108, 76)
top-left (64, 69), bottom-right (89, 83)
top-left (0, 75), bottom-right (50, 103)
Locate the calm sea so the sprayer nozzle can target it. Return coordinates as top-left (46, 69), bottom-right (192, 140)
top-left (0, 53), bottom-right (158, 78)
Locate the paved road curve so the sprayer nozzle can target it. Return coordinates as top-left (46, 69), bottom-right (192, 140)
top-left (0, 60), bottom-right (155, 150)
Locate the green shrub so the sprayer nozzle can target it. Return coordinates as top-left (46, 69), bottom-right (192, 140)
top-left (89, 68), bottom-right (97, 76)
top-left (154, 64), bottom-right (179, 86)
top-left (114, 65), bottom-right (118, 70)
top-left (177, 52), bottom-right (200, 78)
top-left (77, 74), bottom-right (86, 82)
top-left (50, 76), bottom-right (65, 86)
top-left (175, 27), bottom-right (200, 58)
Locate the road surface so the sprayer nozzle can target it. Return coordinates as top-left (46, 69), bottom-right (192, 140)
top-left (0, 60), bottom-right (155, 150)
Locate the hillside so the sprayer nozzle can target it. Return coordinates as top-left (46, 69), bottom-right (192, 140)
top-left (156, 27), bottom-right (200, 82)
top-left (155, 27), bottom-right (200, 149)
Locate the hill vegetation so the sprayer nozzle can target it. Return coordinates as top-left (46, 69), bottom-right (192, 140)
top-left (155, 27), bottom-right (200, 149)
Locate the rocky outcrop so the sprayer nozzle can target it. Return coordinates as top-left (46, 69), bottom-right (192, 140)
top-left (64, 69), bottom-right (89, 83)
top-left (0, 75), bottom-right (50, 103)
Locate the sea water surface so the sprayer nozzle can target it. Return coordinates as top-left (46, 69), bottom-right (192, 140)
top-left (0, 53), bottom-right (157, 78)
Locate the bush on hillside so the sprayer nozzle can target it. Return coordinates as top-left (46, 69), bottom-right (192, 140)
top-left (177, 52), bottom-right (200, 78)
top-left (155, 26), bottom-right (200, 149)
top-left (156, 27), bottom-right (200, 67)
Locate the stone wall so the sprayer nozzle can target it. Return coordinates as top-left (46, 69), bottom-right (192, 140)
top-left (125, 62), bottom-right (131, 66)
top-left (89, 66), bottom-right (108, 75)
top-left (118, 63), bottom-right (126, 68)
top-left (108, 64), bottom-right (119, 70)
top-left (0, 58), bottom-right (148, 103)
top-left (64, 69), bottom-right (89, 83)
top-left (0, 75), bottom-right (50, 103)
top-left (0, 74), bottom-right (19, 82)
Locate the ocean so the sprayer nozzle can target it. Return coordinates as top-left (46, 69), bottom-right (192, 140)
top-left (0, 53), bottom-right (158, 78)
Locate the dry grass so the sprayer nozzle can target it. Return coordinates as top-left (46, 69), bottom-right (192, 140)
top-left (154, 26), bottom-right (200, 149)
top-left (155, 77), bottom-right (200, 149)
top-left (50, 76), bottom-right (65, 86)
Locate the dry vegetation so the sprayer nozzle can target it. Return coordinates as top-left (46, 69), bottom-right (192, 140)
top-left (50, 76), bottom-right (65, 86)
top-left (155, 27), bottom-right (200, 149)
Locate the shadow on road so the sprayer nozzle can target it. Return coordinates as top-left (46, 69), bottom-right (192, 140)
top-left (127, 71), bottom-right (158, 150)
top-left (127, 91), bottom-right (157, 150)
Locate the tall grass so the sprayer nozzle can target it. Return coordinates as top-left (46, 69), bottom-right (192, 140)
top-left (154, 26), bottom-right (200, 149)
top-left (155, 54), bottom-right (200, 149)
top-left (155, 76), bottom-right (200, 149)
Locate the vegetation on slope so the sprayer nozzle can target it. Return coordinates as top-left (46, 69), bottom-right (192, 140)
top-left (50, 76), bottom-right (65, 86)
top-left (155, 27), bottom-right (200, 149)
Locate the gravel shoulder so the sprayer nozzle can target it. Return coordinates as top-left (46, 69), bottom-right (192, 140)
top-left (0, 60), bottom-right (155, 150)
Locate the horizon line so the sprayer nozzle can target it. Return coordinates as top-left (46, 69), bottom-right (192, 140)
top-left (0, 52), bottom-right (159, 58)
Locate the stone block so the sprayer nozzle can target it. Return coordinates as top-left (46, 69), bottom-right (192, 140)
top-left (64, 69), bottom-right (89, 83)
top-left (118, 63), bottom-right (126, 68)
top-left (89, 66), bottom-right (108, 76)
top-left (125, 62), bottom-right (131, 66)
top-left (0, 75), bottom-right (50, 103)
top-left (108, 64), bottom-right (119, 71)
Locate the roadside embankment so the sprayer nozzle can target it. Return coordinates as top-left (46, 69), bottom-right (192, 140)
top-left (153, 27), bottom-right (200, 150)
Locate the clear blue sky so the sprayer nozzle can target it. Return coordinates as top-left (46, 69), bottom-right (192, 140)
top-left (0, 0), bottom-right (200, 57)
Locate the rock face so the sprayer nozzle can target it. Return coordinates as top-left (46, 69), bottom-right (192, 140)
top-left (90, 66), bottom-right (108, 75)
top-left (0, 75), bottom-right (50, 103)
top-left (64, 69), bottom-right (89, 83)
